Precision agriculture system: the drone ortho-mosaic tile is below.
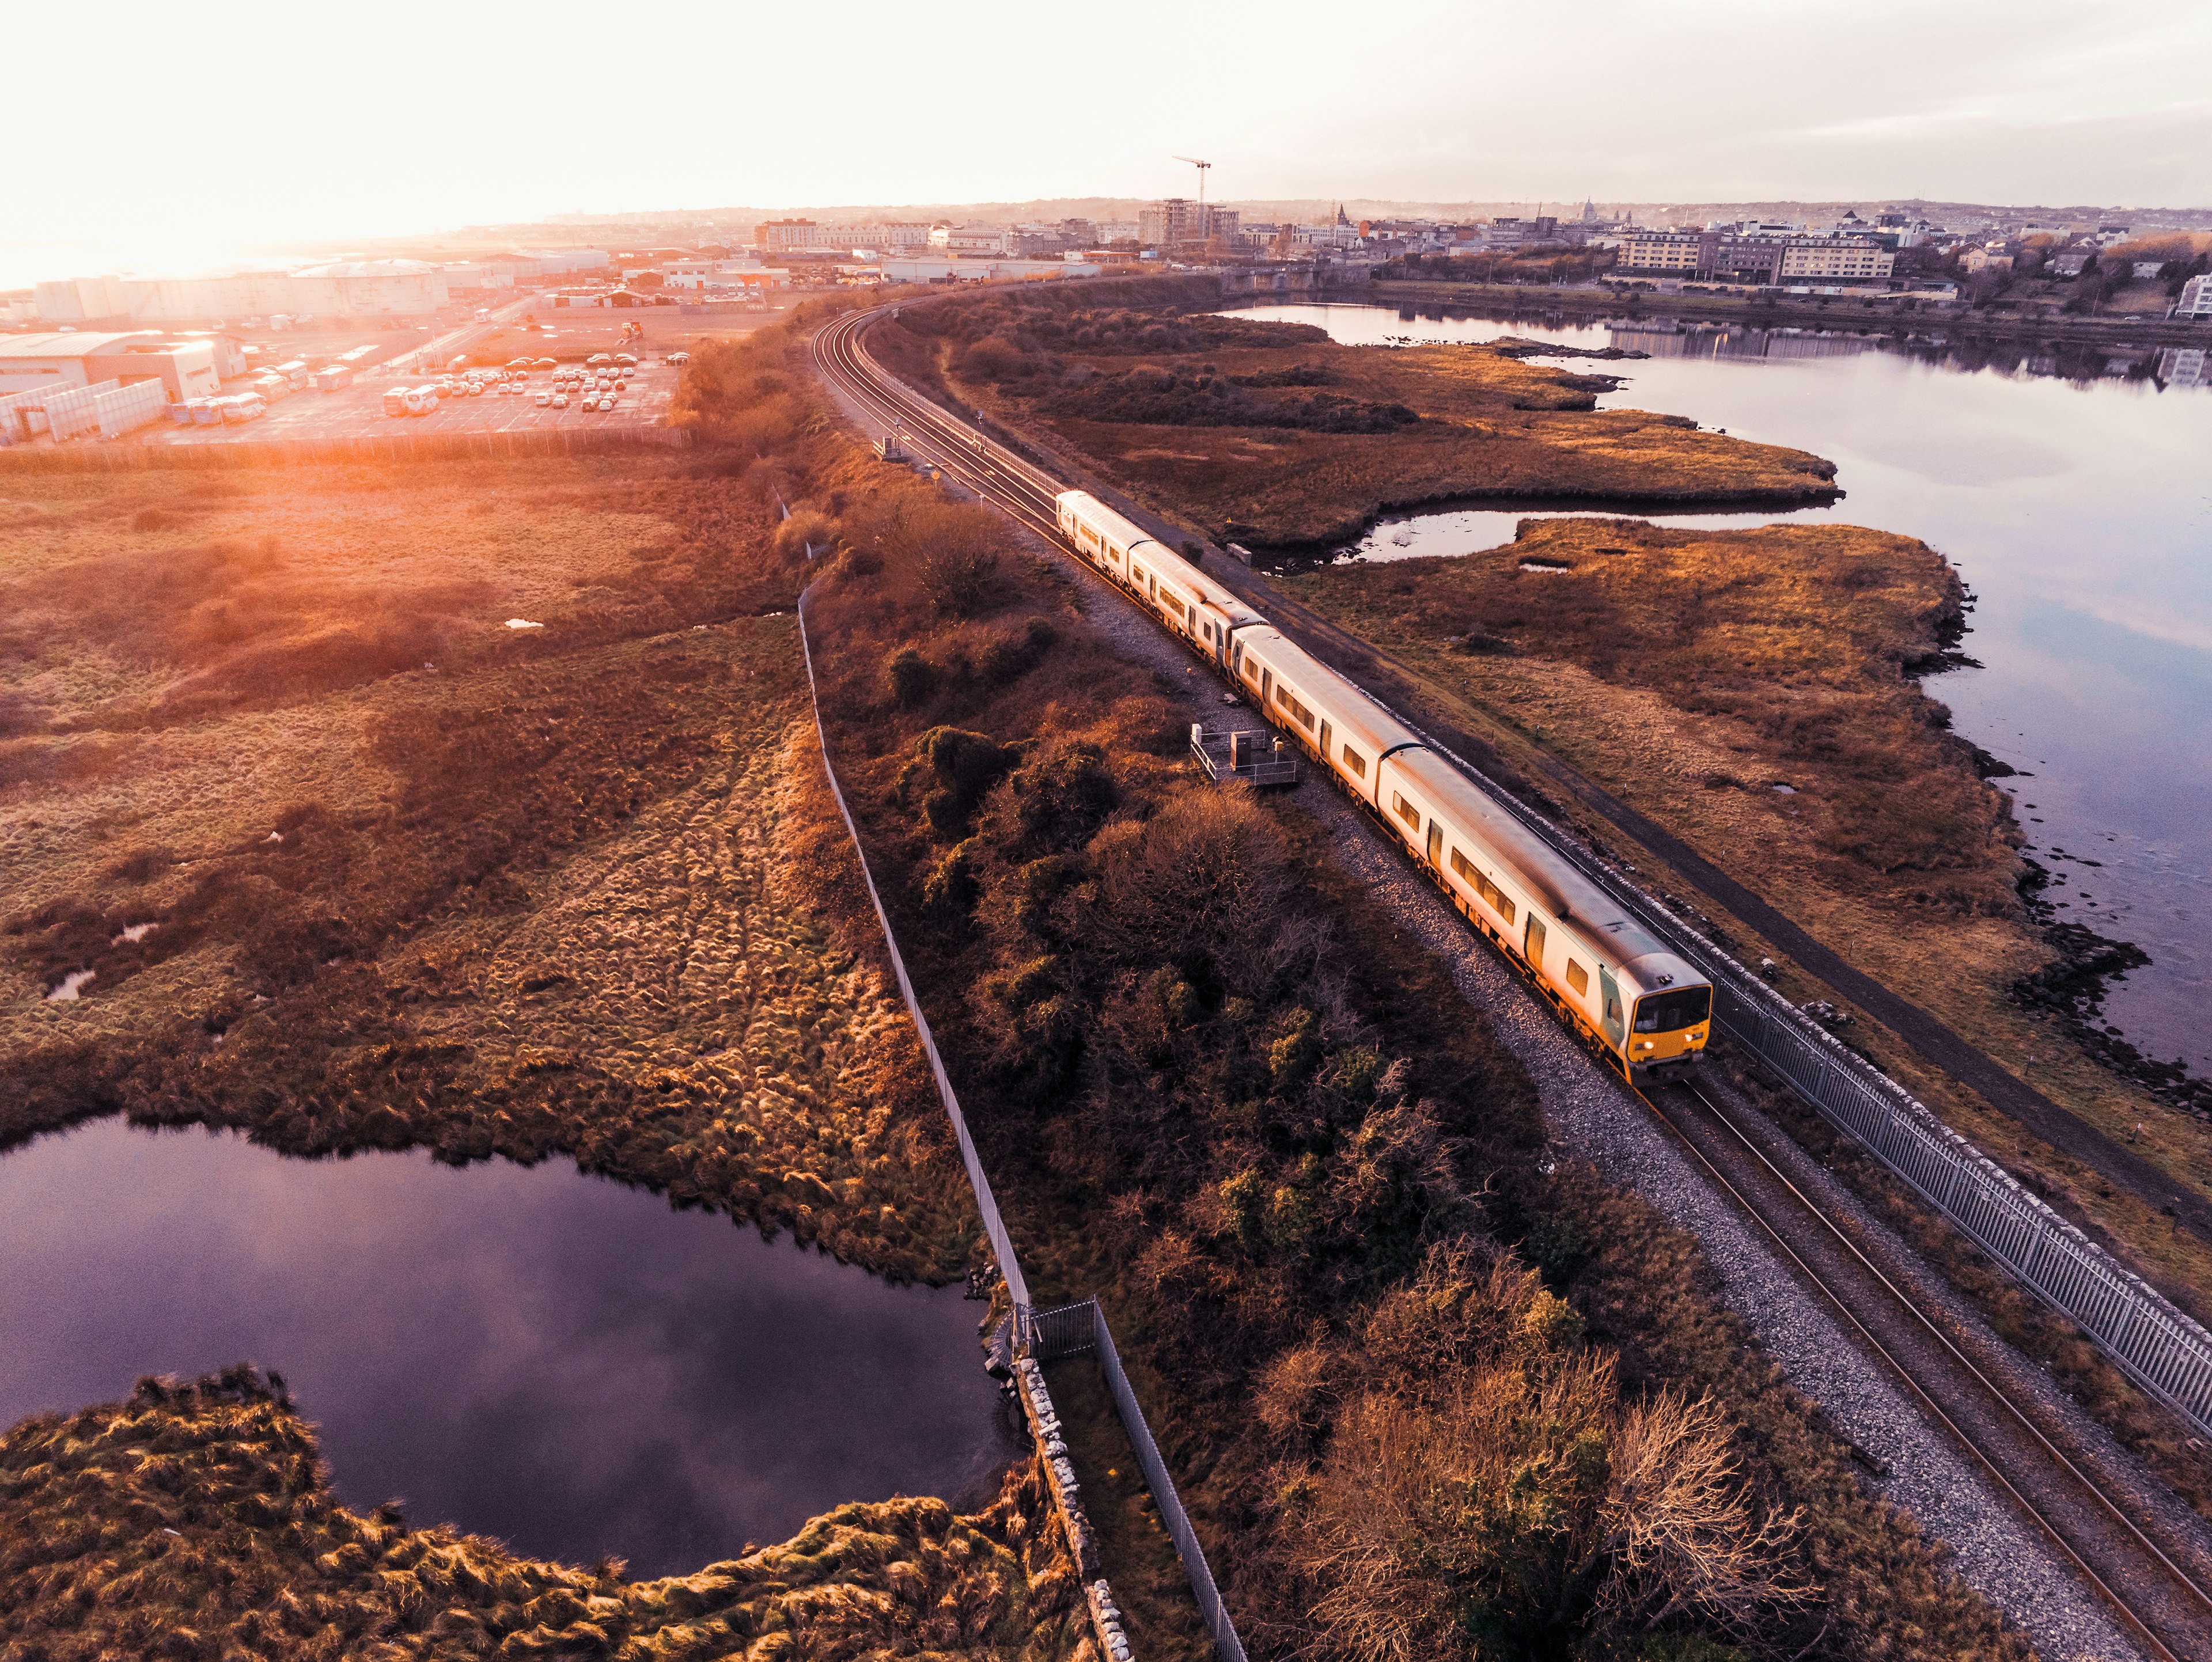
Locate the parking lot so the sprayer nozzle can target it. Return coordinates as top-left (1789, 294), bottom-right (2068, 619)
top-left (146, 355), bottom-right (680, 444)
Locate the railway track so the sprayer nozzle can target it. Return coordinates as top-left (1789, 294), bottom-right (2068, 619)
top-left (809, 298), bottom-right (2212, 1661)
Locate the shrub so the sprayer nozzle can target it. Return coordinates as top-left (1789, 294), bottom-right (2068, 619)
top-left (912, 726), bottom-right (1016, 838)
top-left (884, 646), bottom-right (935, 708)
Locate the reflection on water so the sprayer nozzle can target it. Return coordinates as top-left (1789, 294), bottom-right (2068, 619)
top-left (0, 1120), bottom-right (1017, 1575)
top-left (1224, 302), bottom-right (2212, 1079)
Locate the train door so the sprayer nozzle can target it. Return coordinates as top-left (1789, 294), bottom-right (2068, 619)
top-left (1318, 719), bottom-right (1332, 765)
top-left (1260, 667), bottom-right (1273, 707)
top-left (1524, 916), bottom-right (1547, 971)
top-left (1599, 967), bottom-right (1625, 1049)
top-left (1425, 819), bottom-right (1442, 868)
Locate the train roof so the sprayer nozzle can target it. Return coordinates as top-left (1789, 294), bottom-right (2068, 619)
top-left (1235, 627), bottom-right (1424, 756)
top-left (1056, 490), bottom-right (1153, 551)
top-left (1388, 747), bottom-right (1695, 985)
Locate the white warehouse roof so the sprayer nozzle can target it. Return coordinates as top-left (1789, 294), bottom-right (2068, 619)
top-left (290, 259), bottom-right (439, 279)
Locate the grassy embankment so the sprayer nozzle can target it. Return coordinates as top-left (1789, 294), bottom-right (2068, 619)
top-left (863, 276), bottom-right (1839, 549)
top-left (1281, 519), bottom-right (2212, 1512)
top-left (0, 454), bottom-right (975, 1282)
top-left (1, 1365), bottom-right (1088, 1662)
top-left (702, 311), bottom-right (2033, 1660)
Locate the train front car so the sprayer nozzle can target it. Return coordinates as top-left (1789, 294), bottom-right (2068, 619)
top-left (1616, 954), bottom-right (1713, 1077)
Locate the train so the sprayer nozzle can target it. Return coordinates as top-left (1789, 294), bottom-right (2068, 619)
top-left (1053, 488), bottom-right (1713, 1079)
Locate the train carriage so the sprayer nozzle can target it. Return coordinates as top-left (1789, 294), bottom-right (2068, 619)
top-left (1058, 490), bottom-right (1262, 667)
top-left (1377, 747), bottom-right (1711, 1074)
top-left (1228, 626), bottom-right (1419, 806)
top-left (1050, 488), bottom-right (1712, 1079)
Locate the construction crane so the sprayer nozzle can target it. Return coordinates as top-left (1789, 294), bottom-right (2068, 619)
top-left (1172, 155), bottom-right (1212, 237)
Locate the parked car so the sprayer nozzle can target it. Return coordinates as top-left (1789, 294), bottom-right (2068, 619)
top-left (613, 378), bottom-right (626, 389)
top-left (552, 394), bottom-right (569, 409)
top-left (535, 393), bottom-right (551, 406)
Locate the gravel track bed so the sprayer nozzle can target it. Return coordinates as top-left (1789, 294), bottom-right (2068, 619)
top-left (815, 367), bottom-right (2156, 1660)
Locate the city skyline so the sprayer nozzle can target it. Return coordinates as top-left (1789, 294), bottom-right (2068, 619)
top-left (13, 0), bottom-right (2207, 269)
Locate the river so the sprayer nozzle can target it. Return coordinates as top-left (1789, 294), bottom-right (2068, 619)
top-left (0, 1118), bottom-right (1018, 1575)
top-left (1224, 301), bottom-right (2212, 1079)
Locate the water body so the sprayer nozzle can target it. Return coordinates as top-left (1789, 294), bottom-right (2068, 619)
top-left (1224, 301), bottom-right (2212, 1076)
top-left (0, 1119), bottom-right (1018, 1576)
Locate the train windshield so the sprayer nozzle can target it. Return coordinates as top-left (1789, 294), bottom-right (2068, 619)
top-left (1633, 986), bottom-right (1711, 1033)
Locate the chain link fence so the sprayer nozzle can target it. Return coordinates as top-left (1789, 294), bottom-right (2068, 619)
top-left (798, 589), bottom-right (1247, 1657)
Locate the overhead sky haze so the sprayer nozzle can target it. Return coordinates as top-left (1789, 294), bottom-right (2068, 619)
top-left (12, 0), bottom-right (2207, 272)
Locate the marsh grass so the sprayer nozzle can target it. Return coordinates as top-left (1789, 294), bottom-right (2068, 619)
top-left (0, 1365), bottom-right (1090, 1662)
top-left (0, 452), bottom-right (974, 1281)
top-left (868, 282), bottom-right (1839, 548)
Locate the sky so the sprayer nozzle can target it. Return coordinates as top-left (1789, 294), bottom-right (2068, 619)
top-left (9, 0), bottom-right (2209, 278)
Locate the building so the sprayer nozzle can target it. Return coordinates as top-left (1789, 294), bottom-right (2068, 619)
top-left (880, 257), bottom-right (1101, 284)
top-left (1619, 230), bottom-right (1895, 285)
top-left (2157, 347), bottom-right (2206, 386)
top-left (757, 219), bottom-right (930, 254)
top-left (928, 225), bottom-right (1013, 256)
top-left (0, 331), bottom-right (221, 400)
top-left (33, 260), bottom-right (450, 324)
top-left (2049, 250), bottom-right (2093, 278)
top-left (1138, 199), bottom-right (1203, 246)
top-left (2133, 260), bottom-right (2167, 280)
top-left (1963, 247), bottom-right (2014, 274)
top-left (2177, 275), bottom-right (2212, 319)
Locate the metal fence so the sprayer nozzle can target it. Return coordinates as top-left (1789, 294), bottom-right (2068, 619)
top-left (794, 586), bottom-right (1029, 1309)
top-left (796, 586), bottom-right (1253, 1658)
top-left (1028, 1301), bottom-right (1251, 1662)
top-left (1390, 717), bottom-right (2212, 1439)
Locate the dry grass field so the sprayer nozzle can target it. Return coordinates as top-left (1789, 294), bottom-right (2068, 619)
top-left (1, 1366), bottom-right (1090, 1662)
top-left (0, 456), bottom-right (975, 1281)
top-left (868, 282), bottom-right (1839, 548)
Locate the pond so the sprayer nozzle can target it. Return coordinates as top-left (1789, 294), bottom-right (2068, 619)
top-left (1224, 301), bottom-right (2212, 1079)
top-left (0, 1118), bottom-right (1019, 1576)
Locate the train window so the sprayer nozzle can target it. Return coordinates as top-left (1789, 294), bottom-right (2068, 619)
top-left (1566, 960), bottom-right (1589, 996)
top-left (1634, 986), bottom-right (1713, 1033)
top-left (1282, 692), bottom-right (1315, 730)
top-left (1488, 882), bottom-right (1516, 926)
top-left (1393, 792), bottom-right (1418, 829)
top-left (1343, 746), bottom-right (1366, 777)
